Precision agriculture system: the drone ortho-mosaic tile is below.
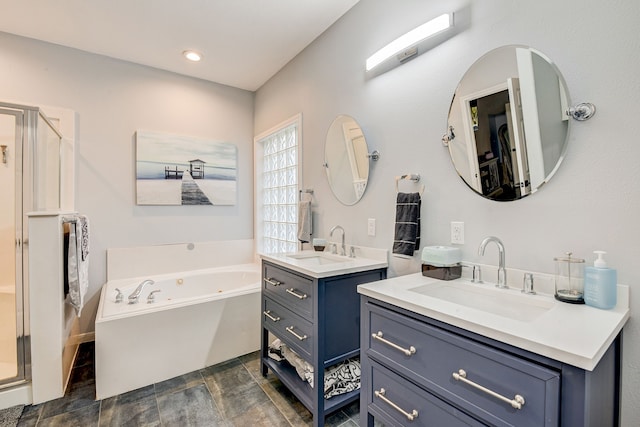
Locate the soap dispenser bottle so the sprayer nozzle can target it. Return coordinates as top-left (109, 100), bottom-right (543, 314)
top-left (584, 251), bottom-right (617, 309)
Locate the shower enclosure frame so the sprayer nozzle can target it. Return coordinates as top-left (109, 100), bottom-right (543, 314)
top-left (0, 101), bottom-right (64, 392)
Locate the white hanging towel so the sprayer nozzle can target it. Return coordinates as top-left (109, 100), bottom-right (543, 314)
top-left (297, 192), bottom-right (313, 243)
top-left (68, 215), bottom-right (90, 316)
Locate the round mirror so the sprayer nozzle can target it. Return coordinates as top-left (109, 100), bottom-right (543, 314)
top-left (324, 115), bottom-right (371, 205)
top-left (447, 45), bottom-right (570, 201)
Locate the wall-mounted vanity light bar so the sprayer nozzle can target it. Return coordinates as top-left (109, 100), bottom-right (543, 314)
top-left (366, 12), bottom-right (454, 73)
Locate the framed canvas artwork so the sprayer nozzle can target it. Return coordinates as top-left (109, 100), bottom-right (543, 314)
top-left (136, 131), bottom-right (237, 205)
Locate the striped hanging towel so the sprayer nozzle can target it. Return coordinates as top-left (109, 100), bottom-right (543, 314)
top-left (68, 215), bottom-right (90, 316)
top-left (392, 192), bottom-right (421, 257)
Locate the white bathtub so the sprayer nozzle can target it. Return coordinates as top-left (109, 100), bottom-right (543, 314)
top-left (95, 263), bottom-right (261, 399)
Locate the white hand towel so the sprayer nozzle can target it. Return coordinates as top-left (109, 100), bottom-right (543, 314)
top-left (297, 193), bottom-right (312, 243)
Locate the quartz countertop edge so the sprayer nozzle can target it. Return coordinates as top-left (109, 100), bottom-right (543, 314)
top-left (357, 273), bottom-right (630, 371)
top-left (260, 251), bottom-right (388, 279)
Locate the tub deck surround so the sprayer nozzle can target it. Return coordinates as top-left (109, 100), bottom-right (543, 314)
top-left (357, 271), bottom-right (630, 371)
top-left (95, 263), bottom-right (262, 400)
top-left (99, 263), bottom-right (259, 319)
top-left (260, 246), bottom-right (388, 279)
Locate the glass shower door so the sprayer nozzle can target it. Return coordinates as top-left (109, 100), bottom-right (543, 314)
top-left (0, 107), bottom-right (26, 387)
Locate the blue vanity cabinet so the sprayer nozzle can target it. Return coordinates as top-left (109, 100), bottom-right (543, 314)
top-left (260, 260), bottom-right (387, 427)
top-left (360, 296), bottom-right (621, 427)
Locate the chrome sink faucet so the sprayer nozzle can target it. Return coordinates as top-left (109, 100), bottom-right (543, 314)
top-left (330, 225), bottom-right (346, 256)
top-left (128, 279), bottom-right (155, 304)
top-left (478, 236), bottom-right (507, 288)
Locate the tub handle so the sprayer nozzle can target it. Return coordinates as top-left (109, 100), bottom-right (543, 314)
top-left (263, 310), bottom-right (281, 322)
top-left (147, 289), bottom-right (161, 303)
top-left (286, 326), bottom-right (308, 341)
top-left (264, 277), bottom-right (282, 287)
top-left (114, 288), bottom-right (124, 303)
top-left (286, 288), bottom-right (307, 299)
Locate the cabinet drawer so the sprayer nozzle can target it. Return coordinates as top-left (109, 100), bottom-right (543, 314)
top-left (365, 303), bottom-right (560, 427)
top-left (263, 297), bottom-right (313, 360)
top-left (263, 263), bottom-right (314, 319)
top-left (367, 359), bottom-right (484, 427)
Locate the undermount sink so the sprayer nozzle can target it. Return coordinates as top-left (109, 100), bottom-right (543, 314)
top-left (409, 280), bottom-right (554, 322)
top-left (286, 252), bottom-right (350, 265)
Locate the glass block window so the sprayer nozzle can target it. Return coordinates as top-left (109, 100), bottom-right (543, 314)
top-left (257, 120), bottom-right (299, 254)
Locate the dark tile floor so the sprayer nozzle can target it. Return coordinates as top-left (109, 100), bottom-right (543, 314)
top-left (17, 342), bottom-right (362, 426)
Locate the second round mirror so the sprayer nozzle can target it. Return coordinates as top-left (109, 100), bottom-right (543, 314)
top-left (324, 115), bottom-right (370, 205)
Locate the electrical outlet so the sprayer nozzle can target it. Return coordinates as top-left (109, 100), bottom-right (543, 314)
top-left (451, 221), bottom-right (464, 244)
top-left (367, 218), bottom-right (376, 236)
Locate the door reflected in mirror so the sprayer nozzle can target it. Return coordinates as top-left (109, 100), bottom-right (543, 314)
top-left (447, 46), bottom-right (570, 201)
top-left (324, 115), bottom-right (370, 205)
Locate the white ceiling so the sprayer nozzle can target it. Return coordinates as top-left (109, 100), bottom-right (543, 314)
top-left (0, 0), bottom-right (360, 91)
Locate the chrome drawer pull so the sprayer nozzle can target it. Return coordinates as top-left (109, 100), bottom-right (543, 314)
top-left (264, 277), bottom-right (282, 286)
top-left (452, 369), bottom-right (525, 410)
top-left (372, 331), bottom-right (416, 356)
top-left (263, 310), bottom-right (280, 322)
top-left (374, 388), bottom-right (419, 421)
top-left (286, 288), bottom-right (308, 299)
top-left (285, 326), bottom-right (308, 341)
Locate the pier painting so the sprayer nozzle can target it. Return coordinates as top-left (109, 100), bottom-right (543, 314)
top-left (136, 131), bottom-right (237, 205)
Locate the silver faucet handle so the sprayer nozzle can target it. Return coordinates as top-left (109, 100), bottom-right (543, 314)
top-left (115, 288), bottom-right (124, 303)
top-left (330, 243), bottom-right (337, 254)
top-left (147, 289), bottom-right (162, 303)
top-left (349, 246), bottom-right (356, 258)
top-left (461, 264), bottom-right (483, 283)
top-left (472, 265), bottom-right (482, 283)
top-left (522, 273), bottom-right (536, 295)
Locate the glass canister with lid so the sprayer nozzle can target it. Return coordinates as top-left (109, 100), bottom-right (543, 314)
top-left (554, 252), bottom-right (585, 303)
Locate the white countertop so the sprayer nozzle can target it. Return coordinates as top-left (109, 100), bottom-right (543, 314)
top-left (358, 272), bottom-right (630, 371)
top-left (260, 247), bottom-right (388, 279)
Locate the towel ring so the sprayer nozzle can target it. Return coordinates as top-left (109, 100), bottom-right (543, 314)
top-left (395, 174), bottom-right (424, 195)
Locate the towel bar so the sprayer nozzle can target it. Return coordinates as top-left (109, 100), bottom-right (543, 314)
top-left (395, 174), bottom-right (424, 194)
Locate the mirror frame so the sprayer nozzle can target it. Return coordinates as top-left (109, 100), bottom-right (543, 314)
top-left (446, 45), bottom-right (571, 201)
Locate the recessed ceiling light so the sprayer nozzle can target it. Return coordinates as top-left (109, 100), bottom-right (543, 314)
top-left (183, 50), bottom-right (203, 62)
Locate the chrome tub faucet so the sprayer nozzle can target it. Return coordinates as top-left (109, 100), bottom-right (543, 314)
top-left (128, 279), bottom-right (155, 304)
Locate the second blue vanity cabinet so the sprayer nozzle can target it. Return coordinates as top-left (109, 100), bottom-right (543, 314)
top-left (360, 296), bottom-right (621, 427)
top-left (260, 260), bottom-right (387, 427)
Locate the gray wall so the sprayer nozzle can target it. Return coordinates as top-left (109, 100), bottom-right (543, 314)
top-left (0, 31), bottom-right (255, 332)
top-left (254, 0), bottom-right (640, 423)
